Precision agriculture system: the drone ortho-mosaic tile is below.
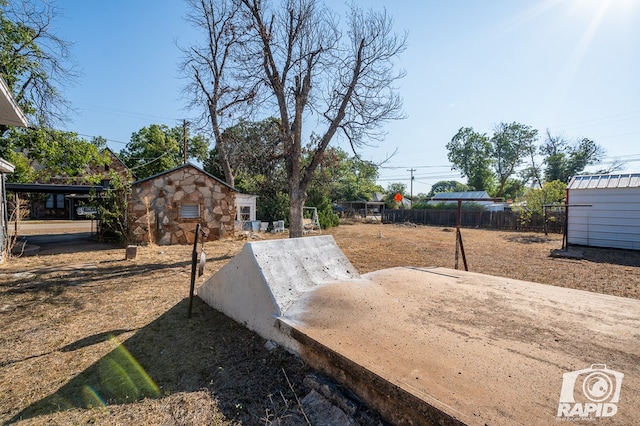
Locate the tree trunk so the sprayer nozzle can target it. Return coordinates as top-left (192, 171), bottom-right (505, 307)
top-left (287, 125), bottom-right (306, 238)
top-left (288, 184), bottom-right (306, 238)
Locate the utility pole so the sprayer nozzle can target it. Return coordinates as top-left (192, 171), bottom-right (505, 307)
top-left (407, 168), bottom-right (416, 208)
top-left (182, 120), bottom-right (189, 165)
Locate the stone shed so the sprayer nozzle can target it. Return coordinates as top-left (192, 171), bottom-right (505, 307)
top-left (128, 164), bottom-right (236, 245)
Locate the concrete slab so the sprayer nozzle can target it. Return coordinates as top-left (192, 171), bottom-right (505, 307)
top-left (281, 266), bottom-right (640, 425)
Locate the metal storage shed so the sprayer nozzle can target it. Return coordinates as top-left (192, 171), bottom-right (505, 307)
top-left (567, 173), bottom-right (640, 250)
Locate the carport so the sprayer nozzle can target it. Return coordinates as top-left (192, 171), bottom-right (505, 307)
top-left (5, 183), bottom-right (105, 237)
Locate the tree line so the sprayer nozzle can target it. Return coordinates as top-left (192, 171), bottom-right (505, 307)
top-left (445, 122), bottom-right (615, 201)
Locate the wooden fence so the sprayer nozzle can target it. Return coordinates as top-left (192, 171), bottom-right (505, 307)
top-left (381, 209), bottom-right (565, 234)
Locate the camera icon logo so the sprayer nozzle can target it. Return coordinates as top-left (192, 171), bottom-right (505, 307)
top-left (557, 364), bottom-right (624, 418)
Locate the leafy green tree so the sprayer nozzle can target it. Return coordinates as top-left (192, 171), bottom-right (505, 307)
top-left (426, 180), bottom-right (469, 197)
top-left (446, 127), bottom-right (494, 191)
top-left (203, 118), bottom-right (289, 224)
top-left (92, 171), bottom-right (131, 243)
top-left (540, 130), bottom-right (604, 183)
top-left (305, 147), bottom-right (380, 229)
top-left (120, 124), bottom-right (209, 179)
top-left (490, 122), bottom-right (538, 197)
top-left (514, 180), bottom-right (566, 224)
top-left (500, 178), bottom-right (524, 201)
top-left (384, 182), bottom-right (407, 209)
top-left (0, 0), bottom-right (77, 130)
top-left (309, 147), bottom-right (381, 203)
top-left (1, 127), bottom-right (106, 183)
top-left (203, 118), bottom-right (282, 185)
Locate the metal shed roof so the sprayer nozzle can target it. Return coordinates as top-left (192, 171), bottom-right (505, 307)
top-left (431, 191), bottom-right (491, 199)
top-left (567, 173), bottom-right (640, 189)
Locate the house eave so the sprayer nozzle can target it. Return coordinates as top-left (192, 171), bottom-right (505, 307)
top-left (0, 76), bottom-right (28, 128)
top-left (0, 157), bottom-right (15, 173)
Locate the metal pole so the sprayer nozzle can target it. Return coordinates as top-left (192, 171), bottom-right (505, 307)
top-left (407, 168), bottom-right (415, 208)
top-left (188, 223), bottom-right (200, 318)
top-left (14, 192), bottom-right (19, 236)
top-left (183, 120), bottom-right (188, 165)
top-left (458, 228), bottom-right (468, 271)
top-left (455, 200), bottom-right (461, 269)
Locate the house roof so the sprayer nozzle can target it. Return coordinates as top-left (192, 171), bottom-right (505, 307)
top-left (568, 173), bottom-right (640, 190)
top-left (103, 147), bottom-right (130, 171)
top-left (430, 191), bottom-right (491, 201)
top-left (336, 200), bottom-right (386, 206)
top-left (131, 163), bottom-right (237, 191)
top-left (0, 76), bottom-right (28, 127)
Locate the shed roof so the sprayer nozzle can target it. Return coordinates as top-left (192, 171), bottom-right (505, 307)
top-left (131, 163), bottom-right (237, 191)
top-left (567, 173), bottom-right (640, 190)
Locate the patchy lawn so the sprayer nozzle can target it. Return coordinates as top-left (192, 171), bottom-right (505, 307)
top-left (1, 221), bottom-right (638, 425)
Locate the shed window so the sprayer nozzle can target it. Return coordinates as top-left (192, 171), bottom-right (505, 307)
top-left (239, 206), bottom-right (251, 221)
top-left (180, 203), bottom-right (200, 218)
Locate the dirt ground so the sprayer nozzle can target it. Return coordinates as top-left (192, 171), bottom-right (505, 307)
top-left (1, 221), bottom-right (639, 425)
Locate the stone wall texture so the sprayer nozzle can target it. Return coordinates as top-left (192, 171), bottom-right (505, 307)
top-left (127, 165), bottom-right (236, 245)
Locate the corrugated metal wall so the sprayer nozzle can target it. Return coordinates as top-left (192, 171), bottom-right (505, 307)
top-left (567, 187), bottom-right (640, 250)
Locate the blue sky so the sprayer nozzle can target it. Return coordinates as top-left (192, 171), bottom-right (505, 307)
top-left (56, 0), bottom-right (640, 196)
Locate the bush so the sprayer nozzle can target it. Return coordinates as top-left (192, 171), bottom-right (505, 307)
top-left (318, 205), bottom-right (339, 229)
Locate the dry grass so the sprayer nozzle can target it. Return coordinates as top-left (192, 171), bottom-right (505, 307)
top-left (325, 221), bottom-right (640, 299)
top-left (1, 222), bottom-right (639, 425)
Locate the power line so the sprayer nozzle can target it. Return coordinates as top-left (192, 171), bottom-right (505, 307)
top-left (128, 152), bottom-right (171, 171)
top-left (380, 164), bottom-right (450, 170)
top-left (75, 133), bottom-right (129, 145)
top-left (551, 110), bottom-right (640, 132)
top-left (73, 102), bottom-right (185, 123)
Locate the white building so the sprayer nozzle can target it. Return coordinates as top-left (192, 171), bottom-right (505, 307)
top-left (567, 173), bottom-right (640, 250)
top-left (235, 193), bottom-right (257, 229)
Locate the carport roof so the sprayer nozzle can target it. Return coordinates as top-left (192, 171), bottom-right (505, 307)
top-left (5, 183), bottom-right (106, 194)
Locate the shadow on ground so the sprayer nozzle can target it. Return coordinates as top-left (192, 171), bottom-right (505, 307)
top-left (6, 298), bottom-right (311, 425)
top-left (578, 246), bottom-right (640, 267)
top-left (1, 258), bottom-right (195, 297)
top-left (505, 234), bottom-right (640, 268)
top-left (11, 233), bottom-right (121, 257)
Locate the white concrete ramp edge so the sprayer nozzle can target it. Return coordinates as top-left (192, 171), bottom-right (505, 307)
top-left (197, 235), bottom-right (360, 350)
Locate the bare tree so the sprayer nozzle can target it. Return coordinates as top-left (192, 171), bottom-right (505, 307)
top-left (182, 0), bottom-right (406, 237)
top-left (179, 0), bottom-right (257, 187)
top-left (239, 0), bottom-right (406, 237)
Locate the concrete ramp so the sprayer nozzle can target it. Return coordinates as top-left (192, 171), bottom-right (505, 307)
top-left (197, 235), bottom-right (360, 348)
